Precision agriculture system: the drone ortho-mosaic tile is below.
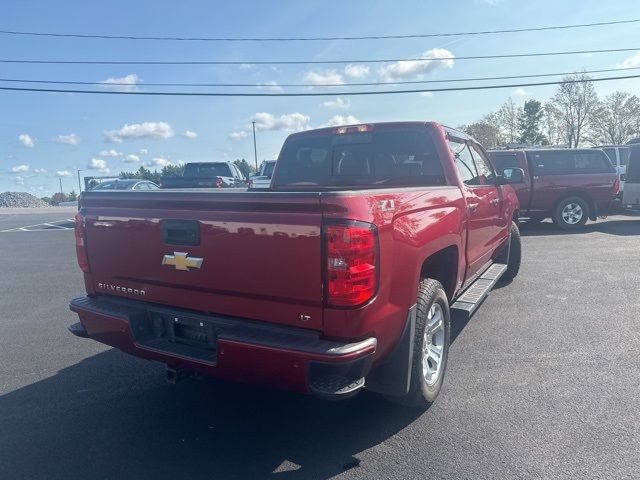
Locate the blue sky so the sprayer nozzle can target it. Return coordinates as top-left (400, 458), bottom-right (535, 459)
top-left (2, 0), bottom-right (640, 195)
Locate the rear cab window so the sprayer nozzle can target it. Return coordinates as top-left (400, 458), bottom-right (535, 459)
top-left (273, 126), bottom-right (447, 189)
top-left (527, 150), bottom-right (614, 175)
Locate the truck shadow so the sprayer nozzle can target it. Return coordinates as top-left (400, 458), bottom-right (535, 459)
top-left (0, 349), bottom-right (422, 480)
top-left (519, 216), bottom-right (640, 237)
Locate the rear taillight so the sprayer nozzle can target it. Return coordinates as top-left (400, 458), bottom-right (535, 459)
top-left (74, 212), bottom-right (90, 273)
top-left (325, 222), bottom-right (378, 307)
top-left (215, 177), bottom-right (223, 188)
top-left (613, 178), bottom-right (620, 195)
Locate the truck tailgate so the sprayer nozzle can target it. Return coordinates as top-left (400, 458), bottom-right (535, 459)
top-left (81, 191), bottom-right (324, 330)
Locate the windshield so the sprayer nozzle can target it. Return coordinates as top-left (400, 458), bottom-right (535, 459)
top-left (274, 128), bottom-right (446, 189)
top-left (184, 163), bottom-right (233, 177)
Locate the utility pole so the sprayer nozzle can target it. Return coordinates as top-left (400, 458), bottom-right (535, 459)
top-left (77, 169), bottom-right (84, 193)
top-left (59, 177), bottom-right (63, 194)
top-left (252, 121), bottom-right (258, 172)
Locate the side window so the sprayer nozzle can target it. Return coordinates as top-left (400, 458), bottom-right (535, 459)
top-left (469, 143), bottom-right (496, 184)
top-left (602, 148), bottom-right (617, 167)
top-left (619, 148), bottom-right (630, 167)
top-left (448, 139), bottom-right (480, 186)
top-left (490, 154), bottom-right (520, 172)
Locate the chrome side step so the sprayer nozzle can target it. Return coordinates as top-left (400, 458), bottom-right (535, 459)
top-left (451, 263), bottom-right (507, 320)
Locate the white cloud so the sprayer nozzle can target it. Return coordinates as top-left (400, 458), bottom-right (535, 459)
top-left (98, 149), bottom-right (123, 157)
top-left (320, 97), bottom-right (351, 109)
top-left (11, 164), bottom-right (30, 173)
top-left (253, 112), bottom-right (310, 132)
top-left (150, 156), bottom-right (171, 167)
top-left (34, 168), bottom-right (47, 173)
top-left (512, 88), bottom-right (527, 97)
top-left (138, 148), bottom-right (148, 155)
top-left (182, 130), bottom-right (198, 139)
top-left (419, 92), bottom-right (434, 97)
top-left (14, 176), bottom-right (26, 185)
top-left (239, 63), bottom-right (255, 70)
top-left (304, 69), bottom-right (344, 86)
top-left (617, 51), bottom-right (640, 68)
top-left (344, 64), bottom-right (370, 79)
top-left (124, 154), bottom-right (140, 163)
top-left (104, 121), bottom-right (174, 143)
top-left (18, 134), bottom-right (35, 148)
top-left (379, 48), bottom-right (455, 81)
top-left (321, 115), bottom-right (361, 128)
top-left (88, 158), bottom-right (110, 173)
top-left (257, 81), bottom-right (283, 93)
top-left (54, 133), bottom-right (81, 145)
top-left (100, 73), bottom-right (141, 92)
top-left (229, 130), bottom-right (249, 140)
top-left (56, 170), bottom-right (73, 177)
top-left (475, 0), bottom-right (504, 4)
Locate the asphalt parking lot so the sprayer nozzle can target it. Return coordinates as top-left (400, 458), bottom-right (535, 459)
top-left (1, 210), bottom-right (639, 480)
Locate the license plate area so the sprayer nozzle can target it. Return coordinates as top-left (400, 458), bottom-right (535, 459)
top-left (129, 309), bottom-right (222, 364)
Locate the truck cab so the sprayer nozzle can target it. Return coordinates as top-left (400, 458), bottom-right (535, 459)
top-left (488, 149), bottom-right (618, 229)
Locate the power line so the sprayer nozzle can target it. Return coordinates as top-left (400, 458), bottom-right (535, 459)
top-left (1, 73), bottom-right (638, 96)
top-left (1, 46), bottom-right (638, 65)
top-left (0, 18), bottom-right (638, 42)
top-left (1, 66), bottom-right (640, 88)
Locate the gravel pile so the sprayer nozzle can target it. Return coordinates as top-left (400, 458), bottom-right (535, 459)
top-left (0, 192), bottom-right (52, 208)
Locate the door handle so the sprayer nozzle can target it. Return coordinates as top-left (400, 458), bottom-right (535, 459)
top-left (468, 203), bottom-right (478, 214)
top-left (490, 198), bottom-right (500, 206)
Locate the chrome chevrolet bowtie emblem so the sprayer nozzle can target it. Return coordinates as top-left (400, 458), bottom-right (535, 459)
top-left (162, 252), bottom-right (204, 271)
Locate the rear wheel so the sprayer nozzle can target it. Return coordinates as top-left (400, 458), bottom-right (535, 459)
top-left (502, 221), bottom-right (521, 282)
top-left (394, 279), bottom-right (450, 409)
top-left (553, 197), bottom-right (589, 229)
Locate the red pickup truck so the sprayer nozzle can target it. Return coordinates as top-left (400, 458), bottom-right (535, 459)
top-left (488, 149), bottom-right (618, 229)
top-left (69, 122), bottom-right (521, 408)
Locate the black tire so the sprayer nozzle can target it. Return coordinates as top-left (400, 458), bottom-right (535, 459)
top-left (394, 279), bottom-right (450, 409)
top-left (553, 196), bottom-right (589, 230)
top-left (502, 221), bottom-right (521, 282)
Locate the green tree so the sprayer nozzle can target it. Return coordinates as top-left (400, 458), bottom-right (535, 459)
top-left (119, 166), bottom-right (160, 183)
top-left (68, 190), bottom-right (77, 201)
top-left (234, 159), bottom-right (255, 178)
top-left (50, 192), bottom-right (68, 205)
top-left (40, 196), bottom-right (52, 205)
top-left (518, 100), bottom-right (546, 145)
top-left (161, 164), bottom-right (185, 177)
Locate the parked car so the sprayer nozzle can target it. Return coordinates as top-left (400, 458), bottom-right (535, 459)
top-left (622, 144), bottom-right (640, 208)
top-left (488, 149), bottom-right (618, 229)
top-left (160, 162), bottom-right (246, 189)
top-left (69, 121), bottom-right (522, 408)
top-left (593, 145), bottom-right (630, 192)
top-left (248, 160), bottom-right (276, 189)
top-left (91, 179), bottom-right (160, 191)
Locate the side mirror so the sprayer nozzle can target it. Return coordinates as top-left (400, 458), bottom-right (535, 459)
top-left (499, 167), bottom-right (525, 184)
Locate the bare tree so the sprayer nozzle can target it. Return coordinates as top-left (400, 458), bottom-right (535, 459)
top-left (496, 98), bottom-right (522, 144)
top-left (590, 91), bottom-right (640, 145)
top-left (543, 102), bottom-right (566, 146)
top-left (551, 73), bottom-right (599, 147)
top-left (461, 113), bottom-right (503, 148)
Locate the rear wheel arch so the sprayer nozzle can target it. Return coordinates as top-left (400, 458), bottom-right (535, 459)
top-left (419, 245), bottom-right (458, 301)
